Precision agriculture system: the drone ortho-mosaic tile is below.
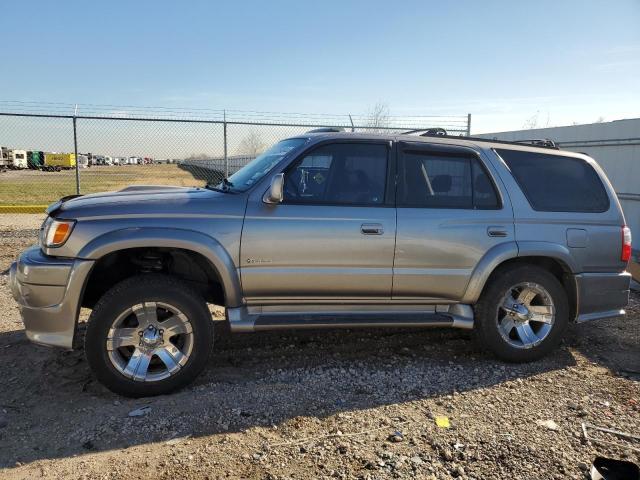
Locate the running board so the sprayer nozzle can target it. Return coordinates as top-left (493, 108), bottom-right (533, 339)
top-left (226, 304), bottom-right (474, 333)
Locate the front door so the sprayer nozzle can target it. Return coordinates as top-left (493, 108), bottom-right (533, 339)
top-left (241, 141), bottom-right (396, 303)
top-left (393, 141), bottom-right (514, 301)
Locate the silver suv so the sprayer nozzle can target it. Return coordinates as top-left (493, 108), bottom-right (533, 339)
top-left (9, 132), bottom-right (633, 397)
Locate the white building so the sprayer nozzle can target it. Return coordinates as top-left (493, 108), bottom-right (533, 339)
top-left (477, 118), bottom-right (640, 255)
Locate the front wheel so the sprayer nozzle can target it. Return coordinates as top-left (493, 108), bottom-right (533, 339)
top-left (474, 265), bottom-right (569, 362)
top-left (85, 275), bottom-right (213, 397)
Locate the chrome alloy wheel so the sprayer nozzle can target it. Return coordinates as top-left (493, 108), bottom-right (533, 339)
top-left (106, 302), bottom-right (194, 382)
top-left (497, 282), bottom-right (556, 349)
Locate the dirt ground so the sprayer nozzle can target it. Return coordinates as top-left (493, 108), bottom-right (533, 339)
top-left (0, 220), bottom-right (638, 480)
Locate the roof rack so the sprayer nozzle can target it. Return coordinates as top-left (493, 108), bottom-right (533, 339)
top-left (402, 128), bottom-right (448, 136)
top-left (303, 128), bottom-right (562, 151)
top-left (512, 139), bottom-right (559, 149)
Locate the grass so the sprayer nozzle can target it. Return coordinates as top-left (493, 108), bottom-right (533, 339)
top-left (0, 164), bottom-right (203, 206)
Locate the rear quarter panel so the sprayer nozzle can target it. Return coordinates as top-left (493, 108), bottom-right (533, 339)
top-left (483, 146), bottom-right (627, 273)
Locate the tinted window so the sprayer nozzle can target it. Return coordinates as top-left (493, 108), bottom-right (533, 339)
top-left (496, 149), bottom-right (609, 212)
top-left (223, 138), bottom-right (307, 192)
top-left (473, 159), bottom-right (499, 208)
top-left (284, 143), bottom-right (387, 205)
top-left (399, 150), bottom-right (499, 209)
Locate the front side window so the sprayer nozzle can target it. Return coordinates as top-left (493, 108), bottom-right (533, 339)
top-left (219, 138), bottom-right (307, 192)
top-left (284, 143), bottom-right (388, 205)
top-left (495, 149), bottom-right (609, 212)
top-left (398, 149), bottom-right (499, 209)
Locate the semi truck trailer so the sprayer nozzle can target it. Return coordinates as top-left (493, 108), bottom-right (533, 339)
top-left (45, 153), bottom-right (76, 169)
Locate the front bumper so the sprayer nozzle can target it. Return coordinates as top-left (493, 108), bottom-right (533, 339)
top-left (9, 246), bottom-right (94, 348)
top-left (575, 271), bottom-right (632, 323)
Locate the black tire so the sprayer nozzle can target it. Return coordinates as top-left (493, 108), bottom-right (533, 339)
top-left (85, 274), bottom-right (213, 397)
top-left (474, 264), bottom-right (569, 362)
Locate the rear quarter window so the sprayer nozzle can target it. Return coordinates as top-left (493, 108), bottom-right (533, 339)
top-left (495, 149), bottom-right (610, 213)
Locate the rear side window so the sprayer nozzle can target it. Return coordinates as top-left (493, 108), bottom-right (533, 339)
top-left (398, 150), bottom-right (499, 209)
top-left (496, 149), bottom-right (609, 212)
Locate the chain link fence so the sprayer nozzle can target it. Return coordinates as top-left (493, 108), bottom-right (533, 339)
top-left (0, 107), bottom-right (470, 253)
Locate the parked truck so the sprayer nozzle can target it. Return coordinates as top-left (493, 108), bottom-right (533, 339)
top-left (0, 146), bottom-right (10, 168)
top-left (77, 155), bottom-right (89, 168)
top-left (27, 151), bottom-right (44, 169)
top-left (10, 150), bottom-right (28, 169)
top-left (45, 153), bottom-right (76, 170)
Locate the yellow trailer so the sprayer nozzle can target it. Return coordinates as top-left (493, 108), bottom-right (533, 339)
top-left (44, 153), bottom-right (76, 169)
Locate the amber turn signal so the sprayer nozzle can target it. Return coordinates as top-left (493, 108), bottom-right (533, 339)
top-left (43, 219), bottom-right (76, 247)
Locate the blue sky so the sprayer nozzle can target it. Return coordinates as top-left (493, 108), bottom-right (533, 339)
top-left (1, 0), bottom-right (639, 133)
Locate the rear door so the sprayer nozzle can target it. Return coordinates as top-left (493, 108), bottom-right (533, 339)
top-left (393, 142), bottom-right (514, 300)
top-left (241, 140), bottom-right (397, 302)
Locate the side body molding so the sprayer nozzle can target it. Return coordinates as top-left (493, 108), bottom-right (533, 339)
top-left (77, 228), bottom-right (243, 307)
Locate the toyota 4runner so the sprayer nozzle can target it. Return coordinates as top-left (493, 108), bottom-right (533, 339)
top-left (9, 131), bottom-right (632, 397)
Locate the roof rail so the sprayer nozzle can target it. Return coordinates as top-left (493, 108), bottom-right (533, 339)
top-left (512, 139), bottom-right (559, 149)
top-left (402, 128), bottom-right (448, 136)
top-left (306, 127), bottom-right (345, 133)
top-left (302, 128), bottom-right (563, 151)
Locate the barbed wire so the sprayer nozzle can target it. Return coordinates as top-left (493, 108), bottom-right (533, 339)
top-left (0, 101), bottom-right (469, 130)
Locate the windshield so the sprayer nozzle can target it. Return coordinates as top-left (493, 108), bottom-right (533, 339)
top-left (214, 138), bottom-right (307, 192)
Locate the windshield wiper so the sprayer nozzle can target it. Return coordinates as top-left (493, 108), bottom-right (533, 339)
top-left (222, 178), bottom-right (234, 189)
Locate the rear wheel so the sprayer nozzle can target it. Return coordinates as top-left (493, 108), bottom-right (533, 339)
top-left (474, 265), bottom-right (569, 362)
top-left (85, 274), bottom-right (213, 397)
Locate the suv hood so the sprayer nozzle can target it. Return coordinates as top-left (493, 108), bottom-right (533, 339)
top-left (50, 185), bottom-right (238, 219)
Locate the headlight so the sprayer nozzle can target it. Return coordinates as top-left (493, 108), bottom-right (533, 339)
top-left (42, 218), bottom-right (76, 247)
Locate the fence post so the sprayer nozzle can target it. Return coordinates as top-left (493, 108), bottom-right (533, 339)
top-left (223, 110), bottom-right (228, 178)
top-left (73, 116), bottom-right (80, 194)
top-left (466, 113), bottom-right (472, 137)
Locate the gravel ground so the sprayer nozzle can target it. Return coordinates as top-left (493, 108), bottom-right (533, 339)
top-left (0, 215), bottom-right (42, 275)
top-left (0, 225), bottom-right (638, 480)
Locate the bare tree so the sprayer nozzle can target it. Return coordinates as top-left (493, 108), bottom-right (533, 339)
top-left (366, 102), bottom-right (391, 133)
top-left (522, 111), bottom-right (540, 129)
top-left (523, 111), bottom-right (551, 130)
top-left (236, 131), bottom-right (266, 157)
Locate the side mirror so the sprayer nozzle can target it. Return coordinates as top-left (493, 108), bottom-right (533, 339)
top-left (264, 173), bottom-right (284, 204)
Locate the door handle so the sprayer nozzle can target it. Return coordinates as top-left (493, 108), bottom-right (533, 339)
top-left (361, 223), bottom-right (384, 235)
top-left (487, 226), bottom-right (508, 237)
